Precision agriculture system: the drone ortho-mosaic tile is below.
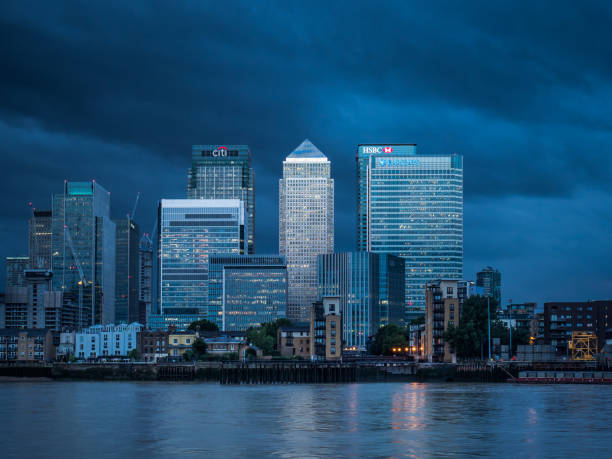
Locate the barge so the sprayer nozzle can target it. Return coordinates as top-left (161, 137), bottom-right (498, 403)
top-left (517, 370), bottom-right (612, 384)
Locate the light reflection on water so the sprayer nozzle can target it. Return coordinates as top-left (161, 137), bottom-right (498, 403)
top-left (0, 381), bottom-right (610, 458)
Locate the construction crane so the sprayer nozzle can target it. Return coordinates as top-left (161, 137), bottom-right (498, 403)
top-left (568, 331), bottom-right (598, 360)
top-left (129, 192), bottom-right (141, 221)
top-left (64, 225), bottom-right (88, 328)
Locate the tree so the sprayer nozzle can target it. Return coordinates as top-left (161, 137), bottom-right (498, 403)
top-left (368, 324), bottom-right (409, 355)
top-left (443, 295), bottom-right (501, 359)
top-left (246, 327), bottom-right (275, 355)
top-left (188, 319), bottom-right (219, 332)
top-left (128, 349), bottom-right (139, 361)
top-left (192, 338), bottom-right (207, 357)
top-left (245, 347), bottom-right (257, 359)
top-left (408, 315), bottom-right (425, 326)
top-left (245, 319), bottom-right (292, 355)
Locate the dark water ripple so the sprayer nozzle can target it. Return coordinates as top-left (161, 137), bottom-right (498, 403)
top-left (1, 381), bottom-right (610, 458)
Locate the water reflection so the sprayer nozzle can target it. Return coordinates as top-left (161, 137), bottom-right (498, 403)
top-left (0, 381), bottom-right (610, 458)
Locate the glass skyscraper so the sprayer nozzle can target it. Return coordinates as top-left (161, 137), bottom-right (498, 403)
top-left (157, 199), bottom-right (247, 316)
top-left (208, 255), bottom-right (287, 331)
top-left (476, 266), bottom-right (502, 308)
top-left (187, 145), bottom-right (255, 254)
top-left (6, 256), bottom-right (29, 289)
top-left (51, 181), bottom-right (116, 326)
top-left (279, 139), bottom-right (334, 322)
top-left (318, 252), bottom-right (405, 351)
top-left (28, 210), bottom-right (52, 269)
top-left (114, 218), bottom-right (140, 324)
top-left (357, 145), bottom-right (463, 316)
top-left (138, 234), bottom-right (153, 322)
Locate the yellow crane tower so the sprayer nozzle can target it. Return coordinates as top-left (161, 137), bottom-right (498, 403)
top-left (568, 332), bottom-right (598, 360)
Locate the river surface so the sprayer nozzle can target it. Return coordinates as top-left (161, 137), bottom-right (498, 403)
top-left (1, 381), bottom-right (610, 458)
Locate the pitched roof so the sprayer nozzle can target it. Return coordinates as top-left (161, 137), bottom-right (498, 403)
top-left (287, 139), bottom-right (326, 159)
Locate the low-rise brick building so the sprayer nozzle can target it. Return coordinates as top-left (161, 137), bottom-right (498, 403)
top-left (0, 328), bottom-right (55, 362)
top-left (277, 324), bottom-right (310, 359)
top-left (137, 330), bottom-right (169, 362)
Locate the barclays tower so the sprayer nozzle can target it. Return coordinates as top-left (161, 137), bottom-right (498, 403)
top-left (357, 145), bottom-right (463, 318)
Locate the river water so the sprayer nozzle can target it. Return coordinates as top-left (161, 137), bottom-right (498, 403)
top-left (1, 381), bottom-right (609, 458)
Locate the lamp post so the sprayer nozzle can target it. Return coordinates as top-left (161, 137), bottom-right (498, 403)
top-left (487, 296), bottom-right (492, 360)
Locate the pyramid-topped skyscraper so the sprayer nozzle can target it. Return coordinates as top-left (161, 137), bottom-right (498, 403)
top-left (279, 139), bottom-right (334, 321)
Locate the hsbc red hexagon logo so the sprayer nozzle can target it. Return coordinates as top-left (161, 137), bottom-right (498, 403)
top-left (383, 147), bottom-right (393, 153)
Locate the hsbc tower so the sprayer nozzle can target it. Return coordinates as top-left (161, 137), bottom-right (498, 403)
top-left (356, 144), bottom-right (463, 319)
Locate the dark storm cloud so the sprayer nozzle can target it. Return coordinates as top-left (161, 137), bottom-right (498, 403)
top-left (1, 0), bottom-right (611, 304)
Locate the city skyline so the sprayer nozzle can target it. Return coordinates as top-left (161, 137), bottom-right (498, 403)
top-left (1, 2), bottom-right (611, 309)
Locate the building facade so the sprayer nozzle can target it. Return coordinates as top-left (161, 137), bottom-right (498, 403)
top-left (6, 256), bottom-right (29, 289)
top-left (75, 323), bottom-right (142, 359)
top-left (29, 210), bottom-right (52, 269)
top-left (1, 270), bottom-right (77, 331)
top-left (310, 296), bottom-right (342, 361)
top-left (138, 234), bottom-right (153, 320)
top-left (357, 144), bottom-right (463, 317)
top-left (168, 331), bottom-right (198, 358)
top-left (137, 330), bottom-right (169, 362)
top-left (114, 218), bottom-right (140, 324)
top-left (51, 181), bottom-right (116, 326)
top-left (277, 324), bottom-right (310, 359)
top-left (208, 255), bottom-right (287, 331)
top-left (543, 301), bottom-right (611, 355)
top-left (157, 199), bottom-right (247, 315)
top-left (425, 280), bottom-right (462, 362)
top-left (0, 328), bottom-right (55, 362)
top-left (476, 266), bottom-right (502, 308)
top-left (147, 308), bottom-right (206, 332)
top-left (318, 252), bottom-right (405, 351)
top-left (187, 145), bottom-right (255, 254)
top-left (279, 139), bottom-right (334, 321)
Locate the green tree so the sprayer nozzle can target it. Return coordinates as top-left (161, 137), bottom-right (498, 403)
top-left (368, 324), bottom-right (409, 355)
top-left (188, 319), bottom-right (219, 332)
top-left (408, 315), bottom-right (425, 326)
top-left (246, 327), bottom-right (276, 355)
top-left (443, 295), bottom-right (499, 359)
top-left (246, 319), bottom-right (292, 355)
top-left (192, 338), bottom-right (207, 358)
top-left (128, 349), bottom-right (139, 361)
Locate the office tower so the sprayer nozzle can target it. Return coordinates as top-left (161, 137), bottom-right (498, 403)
top-left (157, 199), bottom-right (247, 316)
top-left (318, 252), bottom-right (404, 351)
top-left (114, 218), bottom-right (140, 324)
top-left (279, 139), bottom-right (334, 321)
top-left (28, 210), bottom-right (52, 269)
top-left (376, 253), bottom-right (406, 328)
top-left (6, 257), bottom-right (29, 289)
top-left (476, 266), bottom-right (502, 308)
top-left (138, 234), bottom-right (153, 320)
top-left (458, 280), bottom-right (485, 299)
top-left (357, 144), bottom-right (463, 317)
top-left (51, 181), bottom-right (116, 326)
top-left (1, 270), bottom-right (72, 330)
top-left (188, 145), bottom-right (255, 254)
top-left (208, 255), bottom-right (287, 331)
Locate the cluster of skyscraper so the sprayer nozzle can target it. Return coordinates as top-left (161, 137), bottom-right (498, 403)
top-left (3, 140), bottom-right (465, 352)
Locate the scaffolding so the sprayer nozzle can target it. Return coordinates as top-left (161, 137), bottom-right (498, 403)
top-left (568, 332), bottom-right (598, 360)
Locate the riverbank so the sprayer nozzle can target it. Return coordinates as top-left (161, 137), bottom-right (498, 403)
top-left (1, 360), bottom-right (608, 384)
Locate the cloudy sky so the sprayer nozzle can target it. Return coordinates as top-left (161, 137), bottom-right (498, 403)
top-left (1, 1), bottom-right (611, 306)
